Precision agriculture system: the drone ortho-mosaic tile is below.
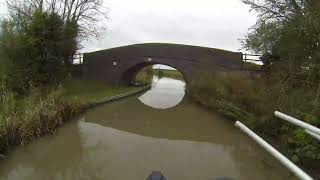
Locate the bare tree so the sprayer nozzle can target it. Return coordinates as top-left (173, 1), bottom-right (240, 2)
top-left (6, 0), bottom-right (108, 39)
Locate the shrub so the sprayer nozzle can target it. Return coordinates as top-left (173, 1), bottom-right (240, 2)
top-left (135, 66), bottom-right (153, 85)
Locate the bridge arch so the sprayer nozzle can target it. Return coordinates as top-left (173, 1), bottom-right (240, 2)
top-left (119, 60), bottom-right (188, 85)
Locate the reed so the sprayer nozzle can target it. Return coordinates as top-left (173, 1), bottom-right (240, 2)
top-left (0, 85), bottom-right (82, 154)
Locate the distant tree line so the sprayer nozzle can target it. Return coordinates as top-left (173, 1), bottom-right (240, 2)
top-left (0, 0), bottom-right (107, 94)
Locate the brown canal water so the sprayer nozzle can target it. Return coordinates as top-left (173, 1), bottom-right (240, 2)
top-left (0, 77), bottom-right (296, 180)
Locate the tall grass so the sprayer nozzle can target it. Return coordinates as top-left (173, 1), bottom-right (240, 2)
top-left (189, 72), bottom-right (320, 165)
top-left (0, 81), bottom-right (81, 155)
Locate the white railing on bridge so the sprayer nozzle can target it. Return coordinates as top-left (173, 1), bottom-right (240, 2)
top-left (72, 53), bottom-right (84, 65)
top-left (241, 53), bottom-right (264, 70)
top-left (242, 53), bottom-right (263, 63)
top-left (235, 110), bottom-right (320, 180)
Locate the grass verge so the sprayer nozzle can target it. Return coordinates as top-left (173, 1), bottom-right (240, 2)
top-left (61, 80), bottom-right (140, 105)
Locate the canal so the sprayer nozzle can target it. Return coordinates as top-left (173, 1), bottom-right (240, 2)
top-left (0, 76), bottom-right (296, 180)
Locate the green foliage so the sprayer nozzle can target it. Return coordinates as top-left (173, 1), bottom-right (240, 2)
top-left (135, 66), bottom-right (154, 85)
top-left (0, 10), bottom-right (79, 94)
top-left (189, 72), bottom-right (320, 164)
top-left (242, 21), bottom-right (282, 55)
top-left (241, 2), bottom-right (320, 169)
top-left (242, 0), bottom-right (320, 81)
top-left (0, 0), bottom-right (107, 156)
top-left (154, 69), bottom-right (184, 80)
top-left (157, 69), bottom-right (164, 78)
top-left (135, 67), bottom-right (184, 84)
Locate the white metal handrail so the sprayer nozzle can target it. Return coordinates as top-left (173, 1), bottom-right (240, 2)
top-left (305, 130), bottom-right (320, 141)
top-left (235, 121), bottom-right (313, 180)
top-left (274, 111), bottom-right (320, 137)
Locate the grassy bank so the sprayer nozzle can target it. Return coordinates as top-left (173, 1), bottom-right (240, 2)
top-left (0, 79), bottom-right (142, 155)
top-left (189, 72), bottom-right (320, 177)
top-left (61, 80), bottom-right (140, 104)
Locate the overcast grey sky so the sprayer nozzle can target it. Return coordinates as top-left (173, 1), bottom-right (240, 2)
top-left (0, 0), bottom-right (257, 53)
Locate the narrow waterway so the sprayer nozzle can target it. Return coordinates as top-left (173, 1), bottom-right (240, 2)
top-left (0, 76), bottom-right (296, 180)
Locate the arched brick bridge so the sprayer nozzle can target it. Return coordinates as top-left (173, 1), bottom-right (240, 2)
top-left (82, 43), bottom-right (243, 84)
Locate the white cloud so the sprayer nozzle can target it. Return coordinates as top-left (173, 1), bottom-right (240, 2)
top-left (83, 0), bottom-right (257, 52)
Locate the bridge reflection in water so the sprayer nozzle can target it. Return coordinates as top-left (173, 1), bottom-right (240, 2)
top-left (0, 77), bottom-right (296, 180)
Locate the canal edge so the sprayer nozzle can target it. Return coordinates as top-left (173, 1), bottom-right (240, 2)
top-left (82, 84), bottom-right (152, 110)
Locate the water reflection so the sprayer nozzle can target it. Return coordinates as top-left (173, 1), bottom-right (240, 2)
top-left (138, 76), bottom-right (185, 109)
top-left (0, 116), bottom-right (295, 180)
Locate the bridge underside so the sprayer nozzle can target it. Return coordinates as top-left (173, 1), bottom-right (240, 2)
top-left (81, 43), bottom-right (243, 85)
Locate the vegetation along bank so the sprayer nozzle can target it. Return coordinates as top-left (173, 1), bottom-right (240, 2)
top-left (189, 0), bottom-right (320, 177)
